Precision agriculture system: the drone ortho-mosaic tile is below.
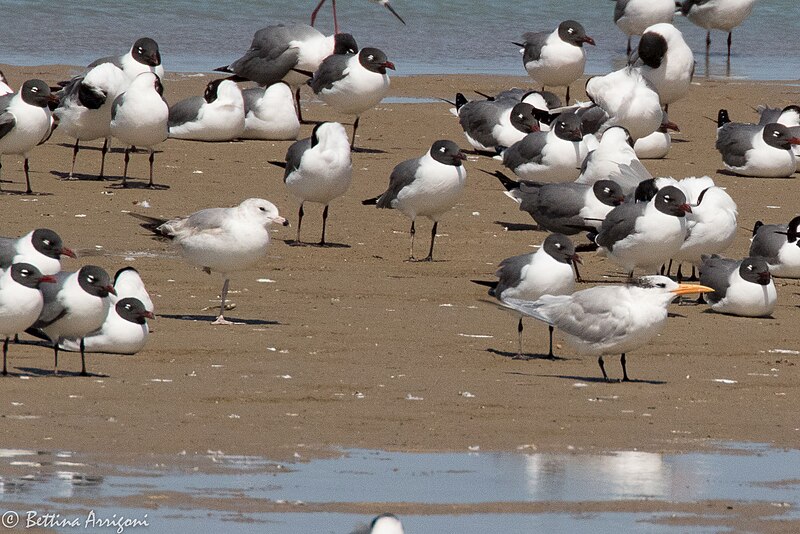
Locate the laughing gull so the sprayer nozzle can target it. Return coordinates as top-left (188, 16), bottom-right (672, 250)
top-left (59, 297), bottom-right (154, 355)
top-left (0, 263), bottom-right (55, 376)
top-left (515, 20), bottom-right (595, 104)
top-left (715, 113), bottom-right (799, 177)
top-left (131, 198), bottom-right (289, 325)
top-left (749, 216), bottom-right (800, 279)
top-left (594, 185), bottom-right (691, 276)
top-left (311, 0), bottom-right (406, 33)
top-left (281, 122), bottom-right (352, 245)
top-left (681, 0), bottom-right (756, 58)
top-left (585, 65), bottom-right (662, 141)
top-left (112, 267), bottom-right (154, 312)
top-left (502, 275), bottom-right (713, 381)
top-left (634, 23), bottom-right (695, 112)
top-left (28, 265), bottom-right (115, 376)
top-left (241, 82), bottom-right (301, 140)
top-left (634, 111), bottom-right (679, 159)
top-left (363, 140), bottom-right (466, 261)
top-left (54, 63), bottom-right (128, 180)
top-left (309, 47), bottom-right (394, 148)
top-left (454, 95), bottom-right (541, 152)
top-left (491, 170), bottom-right (624, 234)
top-left (110, 72), bottom-right (169, 188)
top-left (699, 255), bottom-right (776, 317)
top-left (0, 228), bottom-right (76, 275)
top-left (500, 112), bottom-right (587, 182)
top-left (475, 234), bottom-right (579, 358)
top-left (0, 79), bottom-right (57, 194)
top-left (575, 126), bottom-right (652, 193)
top-left (88, 37), bottom-right (165, 81)
top-left (613, 0), bottom-right (676, 54)
top-left (758, 105), bottom-right (800, 171)
top-left (168, 79), bottom-right (245, 141)
top-left (215, 25), bottom-right (358, 121)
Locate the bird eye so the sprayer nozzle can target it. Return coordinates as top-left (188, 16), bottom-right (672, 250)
top-left (43, 239), bottom-right (51, 246)
top-left (603, 187), bottom-right (610, 193)
top-left (747, 264), bottom-right (753, 270)
top-left (31, 87), bottom-right (39, 92)
top-left (87, 275), bottom-right (95, 282)
top-left (259, 206), bottom-right (266, 211)
top-left (368, 55), bottom-right (375, 61)
top-left (439, 146), bottom-right (446, 152)
top-left (568, 28), bottom-right (574, 34)
top-left (125, 303), bottom-right (132, 310)
top-left (138, 47), bottom-right (143, 53)
top-left (657, 282), bottom-right (666, 288)
top-left (555, 243), bottom-right (562, 249)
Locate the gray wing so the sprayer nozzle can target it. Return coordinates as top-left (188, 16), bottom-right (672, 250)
top-left (30, 274), bottom-right (70, 329)
top-left (758, 106), bottom-right (783, 126)
top-left (699, 255), bottom-right (737, 303)
top-left (595, 202), bottom-right (645, 250)
top-left (0, 112), bottom-right (15, 141)
top-left (88, 54), bottom-right (123, 69)
top-left (614, 0), bottom-right (631, 23)
top-left (228, 25), bottom-right (303, 85)
top-left (110, 93), bottom-right (125, 120)
top-left (459, 100), bottom-right (504, 148)
top-left (376, 159), bottom-right (421, 209)
top-left (0, 93), bottom-right (14, 112)
top-left (715, 123), bottom-right (758, 168)
top-left (181, 207), bottom-right (231, 232)
top-left (310, 54), bottom-right (351, 93)
top-left (579, 150), bottom-right (595, 175)
top-left (242, 87), bottom-right (265, 113)
top-left (284, 137), bottom-right (312, 180)
top-left (494, 252), bottom-right (535, 297)
top-left (748, 223), bottom-right (787, 263)
top-left (168, 96), bottom-right (204, 127)
top-left (503, 132), bottom-right (548, 172)
top-left (520, 31), bottom-right (549, 65)
top-left (577, 105), bottom-right (609, 135)
top-left (534, 183), bottom-right (595, 233)
top-left (0, 237), bottom-right (16, 268)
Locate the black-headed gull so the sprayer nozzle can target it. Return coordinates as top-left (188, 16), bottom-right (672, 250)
top-left (749, 216), bottom-right (800, 279)
top-left (715, 113), bottom-right (799, 177)
top-left (614, 0), bottom-right (676, 54)
top-left (699, 255), bottom-right (776, 317)
top-left (635, 23), bottom-right (695, 112)
top-left (88, 37), bottom-right (165, 82)
top-left (0, 228), bottom-right (76, 275)
top-left (454, 95), bottom-right (540, 152)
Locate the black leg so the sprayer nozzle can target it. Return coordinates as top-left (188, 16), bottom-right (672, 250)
top-left (565, 85), bottom-right (571, 106)
top-left (80, 338), bottom-right (88, 377)
top-left (422, 221), bottom-right (437, 262)
top-left (547, 325), bottom-right (555, 359)
top-left (691, 265), bottom-right (697, 281)
top-left (517, 317), bottom-right (524, 357)
top-left (626, 36), bottom-right (632, 57)
top-left (676, 263), bottom-right (684, 282)
top-left (122, 147), bottom-right (130, 188)
top-left (53, 343), bottom-right (59, 375)
top-left (408, 220), bottom-right (416, 260)
top-left (696, 293), bottom-right (706, 305)
top-left (319, 204), bottom-right (329, 246)
top-left (573, 261), bottom-right (583, 283)
top-left (598, 355), bottom-right (609, 381)
top-left (2, 337), bottom-right (8, 376)
top-left (621, 353), bottom-right (630, 382)
top-left (727, 32), bottom-right (732, 59)
top-left (664, 103), bottom-right (669, 114)
top-left (99, 138), bottom-right (108, 179)
top-left (70, 139), bottom-right (79, 179)
top-left (24, 157), bottom-right (32, 194)
top-left (147, 149), bottom-right (155, 188)
top-left (294, 87), bottom-right (305, 124)
top-left (350, 116), bottom-right (360, 150)
top-left (295, 203), bottom-right (304, 244)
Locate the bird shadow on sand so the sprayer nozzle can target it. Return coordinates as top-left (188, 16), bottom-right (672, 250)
top-left (494, 221), bottom-right (539, 232)
top-left (539, 373), bottom-right (667, 385)
top-left (50, 170), bottom-right (105, 182)
top-left (283, 239), bottom-right (351, 249)
top-left (105, 179), bottom-right (170, 190)
top-left (486, 348), bottom-right (571, 361)
top-left (14, 366), bottom-right (110, 378)
top-left (158, 313), bottom-right (281, 326)
top-left (351, 147), bottom-right (387, 154)
top-left (0, 186), bottom-right (53, 197)
top-left (54, 143), bottom-right (127, 155)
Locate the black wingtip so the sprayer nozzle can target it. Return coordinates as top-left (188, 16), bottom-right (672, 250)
top-left (292, 67), bottom-right (314, 78)
top-left (471, 279), bottom-right (498, 290)
top-left (480, 169), bottom-right (517, 191)
top-left (128, 212), bottom-right (170, 237)
top-left (455, 92), bottom-right (468, 110)
top-left (269, 160), bottom-right (287, 169)
top-left (752, 220), bottom-right (763, 235)
top-left (362, 196), bottom-right (380, 206)
top-left (214, 65), bottom-right (232, 73)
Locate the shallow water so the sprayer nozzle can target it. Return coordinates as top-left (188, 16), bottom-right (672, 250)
top-left (0, 443), bottom-right (797, 532)
top-left (2, 0), bottom-right (799, 79)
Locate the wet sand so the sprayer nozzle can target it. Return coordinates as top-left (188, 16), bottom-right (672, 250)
top-left (0, 64), bottom-right (798, 467)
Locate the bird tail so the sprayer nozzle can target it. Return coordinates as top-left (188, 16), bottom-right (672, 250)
top-left (269, 160), bottom-right (287, 170)
top-left (481, 169), bottom-right (518, 191)
top-left (500, 297), bottom-right (555, 325)
top-left (362, 196), bottom-right (380, 206)
top-left (128, 212), bottom-right (172, 240)
top-left (213, 65), bottom-right (233, 74)
top-left (292, 68), bottom-right (314, 78)
top-left (752, 220), bottom-right (763, 235)
top-left (471, 279), bottom-right (498, 298)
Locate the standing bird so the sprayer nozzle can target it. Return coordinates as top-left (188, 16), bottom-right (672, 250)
top-left (715, 119), bottom-right (799, 178)
top-left (635, 23), bottom-right (695, 112)
top-left (681, 0), bottom-right (756, 59)
top-left (595, 185), bottom-right (691, 276)
top-left (215, 25), bottom-right (358, 122)
top-left (281, 122), bottom-right (352, 245)
top-left (0, 263), bottom-right (55, 376)
top-left (515, 20), bottom-right (595, 105)
top-left (53, 63), bottom-right (129, 180)
top-left (501, 112), bottom-right (587, 182)
top-left (699, 255), bottom-right (776, 317)
top-left (131, 198), bottom-right (289, 325)
top-left (475, 234), bottom-right (579, 358)
top-left (110, 72), bottom-right (169, 188)
top-left (0, 228), bottom-right (76, 275)
top-left (585, 65), bottom-right (662, 141)
top-left (241, 82), bottom-right (301, 140)
top-left (363, 140), bottom-right (467, 261)
top-left (491, 170), bottom-right (624, 234)
top-left (502, 276), bottom-right (714, 381)
top-left (168, 79), bottom-right (245, 141)
top-left (88, 37), bottom-right (165, 82)
top-left (309, 47), bottom-right (394, 148)
top-left (0, 79), bottom-right (57, 194)
top-left (28, 265), bottom-right (115, 376)
top-left (613, 0), bottom-right (676, 55)
top-left (311, 0), bottom-right (405, 33)
top-left (454, 96), bottom-right (541, 152)
top-left (749, 216), bottom-right (800, 279)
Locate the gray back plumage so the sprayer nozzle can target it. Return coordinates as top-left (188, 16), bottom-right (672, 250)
top-left (520, 31), bottom-right (549, 64)
top-left (699, 254), bottom-right (737, 303)
top-left (376, 159), bottom-right (421, 209)
top-left (168, 96), bottom-right (204, 127)
top-left (0, 237), bottom-right (16, 268)
top-left (31, 272), bottom-right (71, 330)
top-left (88, 54), bottom-right (123, 69)
top-left (749, 223), bottom-right (788, 262)
top-left (516, 182), bottom-right (593, 234)
top-left (716, 123), bottom-right (758, 167)
top-left (310, 54), bottom-right (351, 93)
top-left (284, 137), bottom-right (312, 180)
top-left (758, 106), bottom-right (783, 126)
top-left (242, 87), bottom-right (265, 113)
top-left (493, 252), bottom-right (535, 298)
top-left (596, 201), bottom-right (646, 250)
top-left (503, 132), bottom-right (548, 171)
top-left (458, 100), bottom-right (505, 148)
top-left (614, 0), bottom-right (631, 23)
top-left (227, 24), bottom-right (312, 85)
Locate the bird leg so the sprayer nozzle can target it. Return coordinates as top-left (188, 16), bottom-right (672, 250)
top-left (212, 278), bottom-right (235, 325)
top-left (99, 138), bottom-right (109, 180)
top-left (547, 325), bottom-right (555, 360)
top-left (79, 338), bottom-right (89, 377)
top-left (598, 355), bottom-right (609, 381)
top-left (69, 139), bottom-right (79, 179)
top-left (705, 31), bottom-right (711, 56)
top-left (332, 0), bottom-right (339, 34)
top-left (572, 262), bottom-right (584, 283)
top-left (319, 204), bottom-right (329, 246)
top-left (310, 0), bottom-right (326, 27)
top-left (24, 157), bottom-right (33, 194)
top-left (147, 148), bottom-right (156, 188)
top-left (294, 88), bottom-right (305, 124)
top-left (512, 317), bottom-right (525, 359)
top-left (293, 202), bottom-right (304, 245)
top-left (620, 353), bottom-right (630, 382)
top-left (2, 337), bottom-right (8, 376)
top-left (676, 263), bottom-right (684, 282)
top-left (565, 85), bottom-right (571, 106)
top-left (626, 36), bottom-right (632, 57)
top-left (407, 220), bottom-right (416, 261)
top-left (420, 221), bottom-right (438, 262)
top-left (53, 343), bottom-right (59, 375)
top-left (122, 147), bottom-right (131, 188)
top-left (727, 32), bottom-right (732, 59)
top-left (350, 116), bottom-right (360, 150)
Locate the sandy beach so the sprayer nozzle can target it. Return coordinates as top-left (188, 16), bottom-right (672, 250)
top-left (0, 64), bottom-right (798, 470)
